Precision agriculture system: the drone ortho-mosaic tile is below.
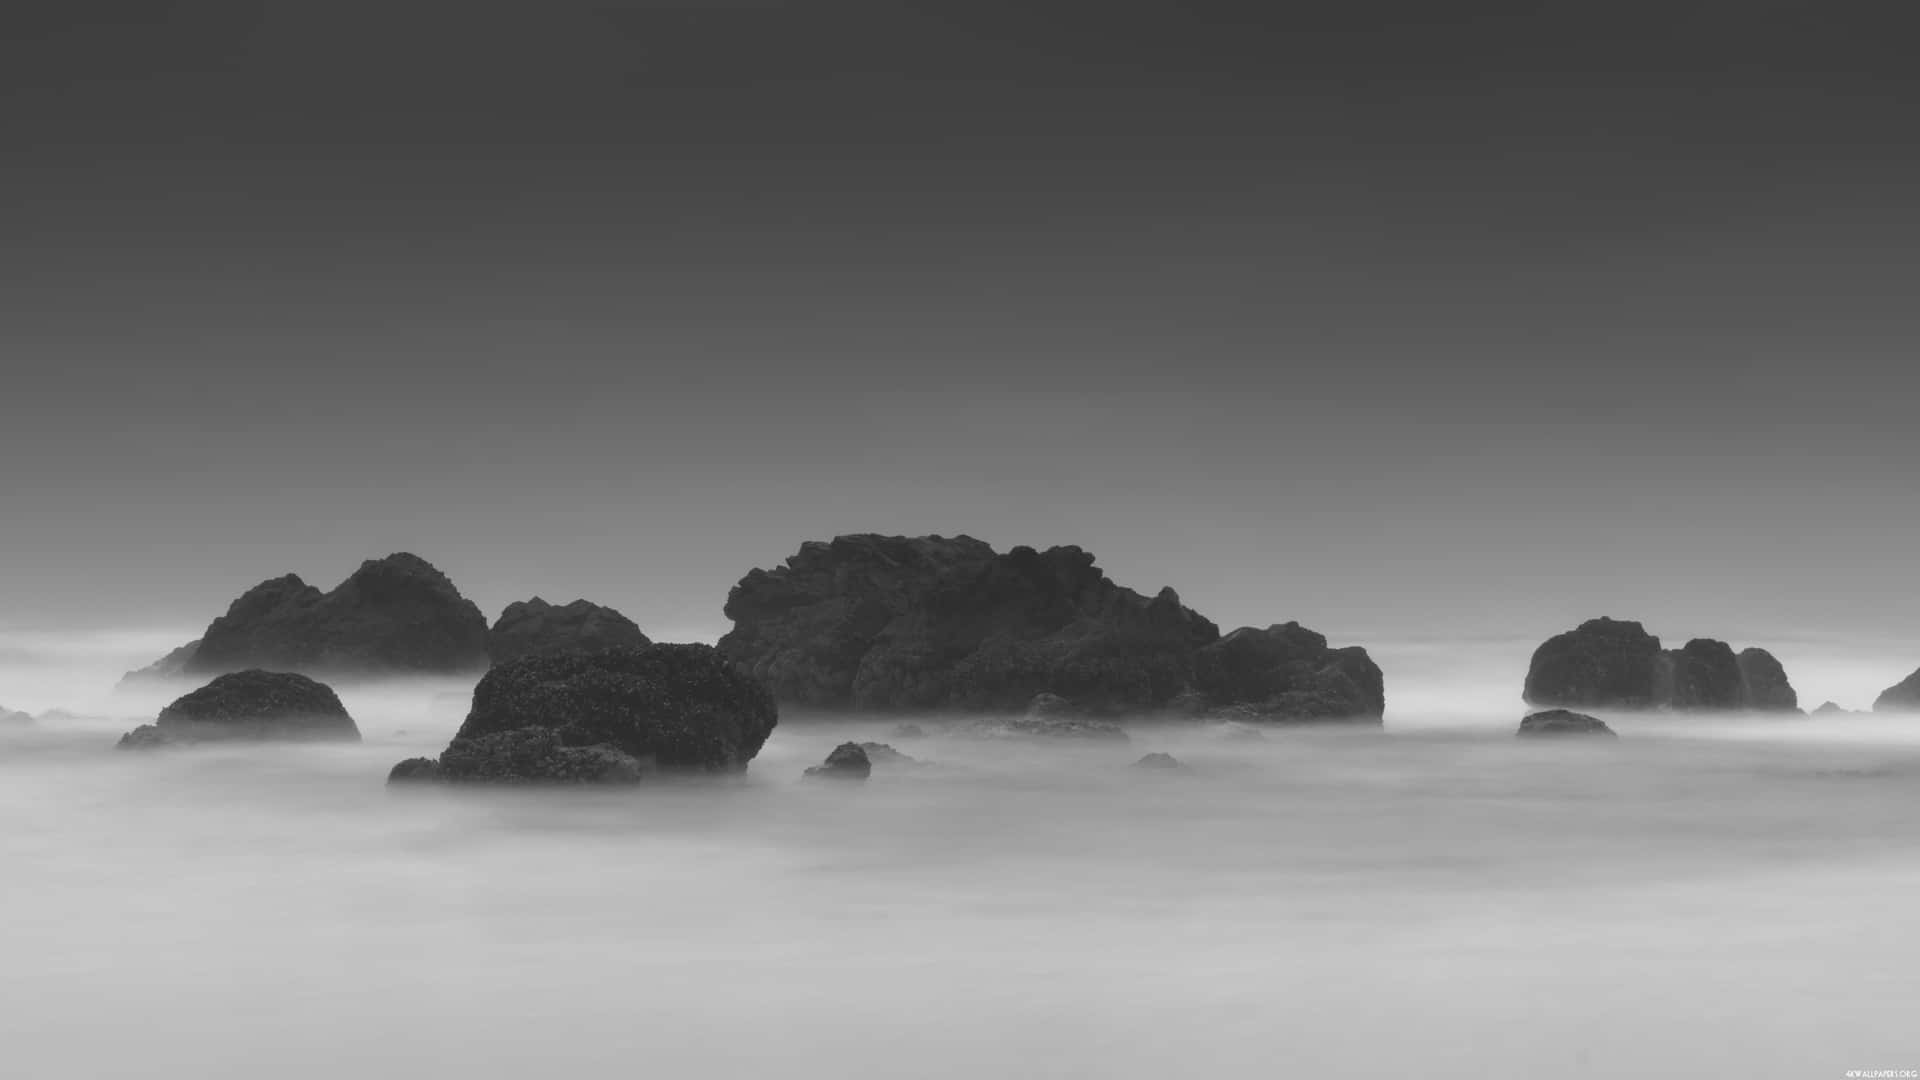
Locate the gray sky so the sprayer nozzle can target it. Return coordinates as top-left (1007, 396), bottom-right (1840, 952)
top-left (4, 3), bottom-right (1917, 644)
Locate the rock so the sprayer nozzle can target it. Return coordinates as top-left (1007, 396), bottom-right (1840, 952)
top-left (1205, 720), bottom-right (1267, 742)
top-left (1133, 752), bottom-right (1183, 769)
top-left (1876, 668), bottom-right (1920, 712)
top-left (804, 742), bottom-right (872, 780)
top-left (1516, 709), bottom-right (1618, 738)
top-left (1813, 701), bottom-right (1852, 716)
top-left (1523, 618), bottom-right (1663, 708)
top-left (891, 723), bottom-right (926, 740)
top-left (717, 534), bottom-right (1381, 722)
top-left (1524, 618), bottom-right (1798, 711)
top-left (487, 597), bottom-right (651, 665)
top-left (388, 757), bottom-right (442, 781)
top-left (2, 706), bottom-right (35, 727)
top-left (116, 670), bottom-right (360, 748)
top-left (856, 742), bottom-right (917, 765)
top-left (1735, 648), bottom-right (1799, 712)
top-left (117, 638), bottom-right (202, 686)
top-left (133, 553), bottom-right (490, 680)
top-left (389, 644), bottom-right (777, 783)
top-left (977, 698), bottom-right (1128, 740)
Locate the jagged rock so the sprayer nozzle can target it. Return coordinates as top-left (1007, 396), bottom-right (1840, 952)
top-left (856, 742), bottom-right (917, 765)
top-left (804, 741), bottom-right (872, 780)
top-left (1876, 668), bottom-right (1920, 712)
top-left (718, 534), bottom-right (1381, 722)
top-left (1133, 752), bottom-right (1183, 769)
top-left (487, 597), bottom-right (651, 665)
top-left (388, 644), bottom-right (777, 783)
top-left (133, 553), bottom-right (490, 680)
top-left (1517, 709), bottom-right (1617, 738)
top-left (1735, 648), bottom-right (1799, 711)
top-left (1524, 618), bottom-right (1663, 708)
top-left (116, 670), bottom-right (360, 748)
top-left (388, 757), bottom-right (443, 781)
top-left (1192, 623), bottom-right (1385, 721)
top-left (1525, 618), bottom-right (1798, 711)
top-left (117, 639), bottom-right (202, 685)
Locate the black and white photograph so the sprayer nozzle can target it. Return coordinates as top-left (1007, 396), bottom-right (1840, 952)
top-left (3, 4), bottom-right (1918, 1077)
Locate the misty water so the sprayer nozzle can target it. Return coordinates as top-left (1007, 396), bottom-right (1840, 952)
top-left (6, 633), bottom-right (1920, 1078)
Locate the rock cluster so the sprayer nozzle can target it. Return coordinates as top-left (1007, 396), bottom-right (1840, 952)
top-left (388, 644), bottom-right (777, 784)
top-left (1523, 618), bottom-right (1798, 711)
top-left (117, 670), bottom-right (360, 748)
top-left (487, 597), bottom-right (651, 665)
top-left (718, 534), bottom-right (1383, 723)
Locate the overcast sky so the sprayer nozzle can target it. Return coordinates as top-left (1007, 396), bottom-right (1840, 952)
top-left (3, 3), bottom-right (1916, 647)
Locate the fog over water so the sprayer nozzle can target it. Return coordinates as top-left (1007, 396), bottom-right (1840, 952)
top-left (5, 630), bottom-right (1920, 1078)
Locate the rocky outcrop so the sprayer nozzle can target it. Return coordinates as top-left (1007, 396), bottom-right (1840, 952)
top-left (1813, 701), bottom-right (1850, 716)
top-left (117, 639), bottom-right (202, 685)
top-left (388, 644), bottom-right (777, 784)
top-left (1876, 668), bottom-right (1920, 712)
top-left (117, 670), bottom-right (360, 748)
top-left (487, 598), bottom-right (651, 665)
top-left (1516, 709), bottom-right (1617, 738)
top-left (804, 742), bottom-right (871, 781)
top-left (718, 534), bottom-right (1383, 723)
top-left (132, 553), bottom-right (490, 681)
top-left (1524, 618), bottom-right (1797, 711)
top-left (1, 706), bottom-right (33, 727)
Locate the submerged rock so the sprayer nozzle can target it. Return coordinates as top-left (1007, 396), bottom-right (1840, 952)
top-left (856, 742), bottom-right (917, 766)
top-left (387, 644), bottom-right (777, 784)
top-left (117, 670), bottom-right (360, 748)
top-left (132, 553), bottom-right (490, 680)
top-left (804, 742), bottom-right (872, 781)
top-left (1133, 752), bottom-right (1183, 769)
top-left (1516, 709), bottom-right (1617, 738)
top-left (1524, 618), bottom-right (1798, 711)
top-left (717, 534), bottom-right (1382, 722)
top-left (1876, 668), bottom-right (1920, 712)
top-left (487, 597), bottom-right (651, 665)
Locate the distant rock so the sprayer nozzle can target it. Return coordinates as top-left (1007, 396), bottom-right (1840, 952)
top-left (1876, 668), bottom-right (1920, 712)
top-left (718, 534), bottom-right (1383, 722)
top-left (1516, 709), bottom-right (1617, 738)
top-left (117, 639), bottom-right (202, 685)
top-left (804, 742), bottom-right (872, 781)
top-left (1524, 618), bottom-right (1798, 711)
top-left (1813, 701), bottom-right (1854, 716)
top-left (1, 706), bottom-right (33, 727)
top-left (117, 670), bottom-right (360, 749)
top-left (487, 597), bottom-right (651, 665)
top-left (131, 553), bottom-right (490, 681)
top-left (891, 723), bottom-right (926, 740)
top-left (388, 644), bottom-right (777, 784)
top-left (1133, 752), bottom-right (1183, 769)
top-left (856, 741), bottom-right (917, 766)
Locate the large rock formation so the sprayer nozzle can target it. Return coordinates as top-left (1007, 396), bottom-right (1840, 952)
top-left (1876, 668), bottom-right (1920, 712)
top-left (487, 597), bottom-right (651, 665)
top-left (388, 644), bottom-right (777, 783)
top-left (131, 553), bottom-right (490, 681)
top-left (717, 534), bottom-right (1383, 722)
top-left (117, 670), bottom-right (360, 748)
top-left (1524, 618), bottom-right (1797, 711)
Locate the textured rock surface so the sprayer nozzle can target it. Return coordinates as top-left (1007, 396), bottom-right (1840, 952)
top-left (1876, 668), bottom-right (1920, 712)
top-left (117, 670), bottom-right (359, 748)
top-left (133, 554), bottom-right (490, 680)
top-left (389, 644), bottom-right (777, 783)
top-left (804, 742), bottom-right (872, 781)
top-left (1525, 618), bottom-right (1798, 711)
top-left (1516, 709), bottom-right (1617, 738)
top-left (719, 534), bottom-right (1383, 722)
top-left (487, 598), bottom-right (651, 665)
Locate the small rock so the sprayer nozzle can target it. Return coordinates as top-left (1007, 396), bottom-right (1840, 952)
top-left (1516, 709), bottom-right (1617, 738)
top-left (891, 723), bottom-right (926, 740)
top-left (1133, 752), bottom-right (1183, 770)
top-left (805, 742), bottom-right (872, 781)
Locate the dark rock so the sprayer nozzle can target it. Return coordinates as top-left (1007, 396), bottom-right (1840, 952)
top-left (133, 553), bottom-right (491, 680)
top-left (116, 670), bottom-right (360, 748)
top-left (891, 723), bottom-right (926, 740)
top-left (1735, 648), bottom-right (1799, 712)
top-left (718, 534), bottom-right (1380, 722)
top-left (1525, 618), bottom-right (1798, 711)
top-left (388, 757), bottom-right (442, 781)
top-left (1516, 709), bottom-right (1618, 738)
top-left (804, 741), bottom-right (872, 780)
top-left (1876, 668), bottom-right (1920, 712)
top-left (1192, 623), bottom-right (1385, 722)
top-left (389, 644), bottom-right (777, 783)
top-left (117, 724), bottom-right (170, 750)
top-left (487, 597), bottom-right (651, 665)
top-left (1523, 618), bottom-right (1663, 708)
top-left (1133, 752), bottom-right (1183, 769)
top-left (856, 742), bottom-right (917, 765)
top-left (117, 639), bottom-right (203, 686)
